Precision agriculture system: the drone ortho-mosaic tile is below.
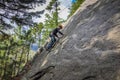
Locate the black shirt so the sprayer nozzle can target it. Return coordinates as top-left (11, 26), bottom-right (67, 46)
top-left (50, 28), bottom-right (63, 38)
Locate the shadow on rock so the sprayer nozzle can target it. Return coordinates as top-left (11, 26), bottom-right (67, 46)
top-left (30, 66), bottom-right (55, 80)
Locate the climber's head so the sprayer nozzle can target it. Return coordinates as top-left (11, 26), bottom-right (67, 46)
top-left (58, 24), bottom-right (63, 29)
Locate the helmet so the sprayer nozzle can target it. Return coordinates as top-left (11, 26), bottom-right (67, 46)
top-left (58, 24), bottom-right (63, 29)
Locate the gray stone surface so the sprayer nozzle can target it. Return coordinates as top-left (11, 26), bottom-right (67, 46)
top-left (22, 0), bottom-right (120, 80)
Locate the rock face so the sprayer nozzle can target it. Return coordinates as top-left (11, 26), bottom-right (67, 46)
top-left (22, 0), bottom-right (120, 80)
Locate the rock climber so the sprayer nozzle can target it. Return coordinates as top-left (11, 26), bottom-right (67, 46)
top-left (46, 24), bottom-right (64, 50)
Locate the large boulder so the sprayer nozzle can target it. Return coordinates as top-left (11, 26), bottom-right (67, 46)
top-left (22, 0), bottom-right (120, 80)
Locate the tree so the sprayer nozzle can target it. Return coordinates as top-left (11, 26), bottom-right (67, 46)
top-left (0, 1), bottom-right (48, 80)
top-left (68, 0), bottom-right (85, 17)
top-left (0, 0), bottom-right (46, 29)
top-left (46, 0), bottom-right (60, 26)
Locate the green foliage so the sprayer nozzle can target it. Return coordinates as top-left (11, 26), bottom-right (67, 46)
top-left (46, 0), bottom-right (61, 26)
top-left (69, 0), bottom-right (85, 17)
top-left (40, 12), bottom-right (65, 45)
top-left (0, 23), bottom-right (44, 80)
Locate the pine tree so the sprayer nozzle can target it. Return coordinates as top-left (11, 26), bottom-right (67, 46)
top-left (0, 0), bottom-right (46, 29)
top-left (46, 0), bottom-right (60, 26)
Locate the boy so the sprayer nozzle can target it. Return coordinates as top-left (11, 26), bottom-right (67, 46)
top-left (46, 25), bottom-right (64, 50)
